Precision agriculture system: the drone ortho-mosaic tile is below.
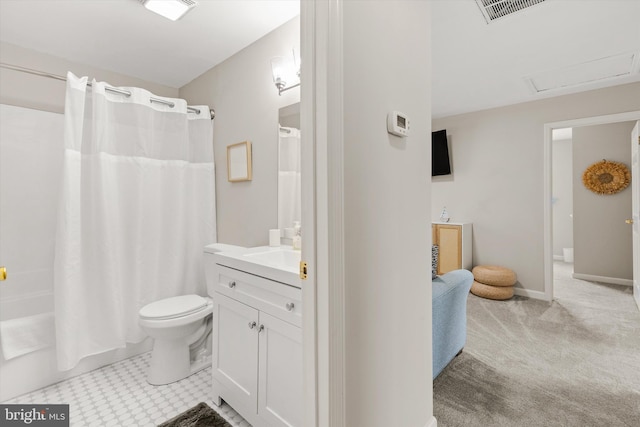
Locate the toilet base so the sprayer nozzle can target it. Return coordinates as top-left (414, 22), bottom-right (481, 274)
top-left (190, 355), bottom-right (211, 376)
top-left (146, 339), bottom-right (212, 385)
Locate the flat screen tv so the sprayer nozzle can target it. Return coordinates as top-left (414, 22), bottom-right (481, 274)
top-left (432, 129), bottom-right (451, 176)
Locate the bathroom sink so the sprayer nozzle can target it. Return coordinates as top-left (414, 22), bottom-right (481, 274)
top-left (243, 247), bottom-right (301, 271)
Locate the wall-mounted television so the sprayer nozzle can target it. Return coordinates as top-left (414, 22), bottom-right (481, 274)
top-left (432, 129), bottom-right (451, 176)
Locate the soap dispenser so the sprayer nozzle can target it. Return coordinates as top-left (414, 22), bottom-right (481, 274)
top-left (292, 221), bottom-right (302, 250)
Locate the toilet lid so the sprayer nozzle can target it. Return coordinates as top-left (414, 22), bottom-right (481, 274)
top-left (139, 295), bottom-right (209, 320)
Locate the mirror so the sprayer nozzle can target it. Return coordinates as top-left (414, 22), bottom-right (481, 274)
top-left (278, 102), bottom-right (301, 239)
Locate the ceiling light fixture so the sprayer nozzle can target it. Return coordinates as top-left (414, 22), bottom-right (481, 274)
top-left (142, 0), bottom-right (197, 21)
top-left (271, 49), bottom-right (301, 96)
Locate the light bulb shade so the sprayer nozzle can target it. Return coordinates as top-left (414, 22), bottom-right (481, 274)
top-left (143, 0), bottom-right (196, 21)
top-left (271, 57), bottom-right (287, 85)
top-left (292, 48), bottom-right (301, 78)
top-left (270, 53), bottom-right (300, 94)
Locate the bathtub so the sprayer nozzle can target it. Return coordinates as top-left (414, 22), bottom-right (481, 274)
top-left (0, 105), bottom-right (152, 402)
top-left (0, 291), bottom-right (152, 402)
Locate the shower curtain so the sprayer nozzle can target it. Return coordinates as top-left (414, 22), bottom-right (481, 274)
top-left (278, 127), bottom-right (301, 230)
top-left (54, 73), bottom-right (216, 371)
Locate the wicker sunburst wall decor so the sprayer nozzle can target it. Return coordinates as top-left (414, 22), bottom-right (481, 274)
top-left (582, 160), bottom-right (631, 195)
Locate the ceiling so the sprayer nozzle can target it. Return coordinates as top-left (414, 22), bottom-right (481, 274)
top-left (431, 0), bottom-right (640, 117)
top-left (0, 0), bottom-right (300, 88)
top-left (1, 0), bottom-right (639, 118)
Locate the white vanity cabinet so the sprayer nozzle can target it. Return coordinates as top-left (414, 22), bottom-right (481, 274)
top-left (210, 264), bottom-right (302, 427)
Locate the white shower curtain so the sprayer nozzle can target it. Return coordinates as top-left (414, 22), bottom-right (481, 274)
top-left (54, 73), bottom-right (216, 371)
top-left (278, 127), bottom-right (301, 230)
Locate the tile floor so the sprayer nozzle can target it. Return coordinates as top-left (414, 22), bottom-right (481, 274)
top-left (3, 352), bottom-right (250, 427)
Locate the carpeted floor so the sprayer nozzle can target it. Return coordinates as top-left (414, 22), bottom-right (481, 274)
top-left (434, 262), bottom-right (640, 426)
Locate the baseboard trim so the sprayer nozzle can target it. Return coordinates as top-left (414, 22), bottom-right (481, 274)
top-left (572, 273), bottom-right (633, 287)
top-left (424, 415), bottom-right (437, 427)
top-left (513, 287), bottom-right (548, 301)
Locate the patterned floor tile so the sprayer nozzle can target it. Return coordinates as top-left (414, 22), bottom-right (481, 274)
top-left (3, 353), bottom-right (251, 427)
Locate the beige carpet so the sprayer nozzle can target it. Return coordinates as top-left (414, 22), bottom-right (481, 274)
top-left (434, 262), bottom-right (640, 426)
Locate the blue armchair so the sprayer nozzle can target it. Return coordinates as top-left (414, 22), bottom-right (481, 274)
top-left (432, 269), bottom-right (474, 379)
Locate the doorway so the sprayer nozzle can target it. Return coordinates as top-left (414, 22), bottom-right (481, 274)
top-left (544, 111), bottom-right (640, 305)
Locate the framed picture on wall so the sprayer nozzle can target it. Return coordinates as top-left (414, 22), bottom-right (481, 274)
top-left (227, 141), bottom-right (252, 182)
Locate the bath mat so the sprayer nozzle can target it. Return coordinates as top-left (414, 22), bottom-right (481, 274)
top-left (158, 402), bottom-right (232, 427)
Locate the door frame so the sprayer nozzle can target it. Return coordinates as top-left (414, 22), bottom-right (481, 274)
top-left (300, 1), bottom-right (346, 426)
top-left (543, 110), bottom-right (640, 301)
top-left (632, 121), bottom-right (640, 310)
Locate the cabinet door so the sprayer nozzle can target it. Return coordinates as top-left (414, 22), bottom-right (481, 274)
top-left (213, 293), bottom-right (259, 411)
top-left (435, 224), bottom-right (462, 275)
top-left (258, 312), bottom-right (303, 427)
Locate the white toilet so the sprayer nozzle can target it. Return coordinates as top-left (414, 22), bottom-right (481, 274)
top-left (138, 243), bottom-right (245, 385)
top-left (139, 294), bottom-right (213, 385)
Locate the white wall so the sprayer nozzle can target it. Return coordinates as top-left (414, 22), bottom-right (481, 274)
top-left (432, 82), bottom-right (640, 297)
top-left (573, 122), bottom-right (634, 280)
top-left (552, 137), bottom-right (574, 259)
top-left (179, 17), bottom-right (300, 248)
top-left (342, 2), bottom-right (432, 426)
top-left (0, 42), bottom-right (178, 113)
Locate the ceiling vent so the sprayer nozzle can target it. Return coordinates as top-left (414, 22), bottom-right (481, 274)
top-left (475, 0), bottom-right (546, 23)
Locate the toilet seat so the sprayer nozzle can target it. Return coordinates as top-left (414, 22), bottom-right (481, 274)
top-left (139, 295), bottom-right (210, 320)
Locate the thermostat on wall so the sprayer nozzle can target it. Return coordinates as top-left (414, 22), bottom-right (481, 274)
top-left (387, 111), bottom-right (410, 137)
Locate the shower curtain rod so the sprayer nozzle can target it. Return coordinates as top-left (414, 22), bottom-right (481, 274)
top-left (0, 62), bottom-right (215, 120)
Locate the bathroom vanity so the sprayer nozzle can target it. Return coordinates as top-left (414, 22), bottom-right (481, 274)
top-left (205, 245), bottom-right (302, 427)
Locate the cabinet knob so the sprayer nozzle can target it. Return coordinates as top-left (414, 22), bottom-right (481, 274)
top-left (285, 302), bottom-right (295, 312)
top-left (258, 324), bottom-right (264, 333)
top-left (625, 219), bottom-right (634, 224)
top-left (248, 321), bottom-right (257, 329)
top-left (228, 281), bottom-right (236, 288)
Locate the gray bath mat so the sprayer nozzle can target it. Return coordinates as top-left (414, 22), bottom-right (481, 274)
top-left (158, 402), bottom-right (232, 427)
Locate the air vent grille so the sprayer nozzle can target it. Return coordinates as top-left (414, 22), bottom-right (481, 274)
top-left (475, 0), bottom-right (546, 23)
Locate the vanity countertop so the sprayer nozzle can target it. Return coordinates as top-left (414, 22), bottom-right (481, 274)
top-left (206, 245), bottom-right (302, 288)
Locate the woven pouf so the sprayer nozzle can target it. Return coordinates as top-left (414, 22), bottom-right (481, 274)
top-left (470, 280), bottom-right (514, 300)
top-left (471, 265), bottom-right (517, 300)
top-left (472, 265), bottom-right (517, 287)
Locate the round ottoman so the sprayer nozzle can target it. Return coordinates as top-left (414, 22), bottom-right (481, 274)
top-left (471, 280), bottom-right (514, 300)
top-left (472, 265), bottom-right (517, 287)
top-left (471, 265), bottom-right (517, 300)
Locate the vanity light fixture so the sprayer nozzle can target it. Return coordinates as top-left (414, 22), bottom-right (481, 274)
top-left (271, 49), bottom-right (300, 96)
top-left (142, 0), bottom-right (197, 21)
